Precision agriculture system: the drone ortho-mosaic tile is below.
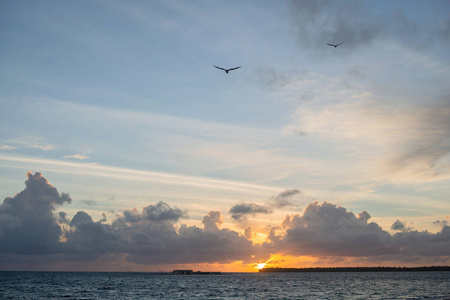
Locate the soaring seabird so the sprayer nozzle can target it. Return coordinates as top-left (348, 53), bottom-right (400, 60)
top-left (213, 66), bottom-right (241, 73)
top-left (327, 42), bottom-right (344, 48)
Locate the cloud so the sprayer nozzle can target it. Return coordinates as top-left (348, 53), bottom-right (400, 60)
top-left (0, 145), bottom-right (16, 151)
top-left (70, 211), bottom-right (93, 226)
top-left (111, 208), bottom-right (255, 265)
top-left (0, 172), bottom-right (72, 254)
top-left (386, 103), bottom-right (450, 180)
top-left (143, 201), bottom-right (186, 223)
top-left (289, 0), bottom-right (380, 52)
top-left (287, 100), bottom-right (450, 181)
top-left (391, 227), bottom-right (450, 257)
top-left (268, 201), bottom-right (450, 262)
top-left (1, 172), bottom-right (449, 269)
top-left (0, 172), bottom-right (257, 266)
top-left (433, 219), bottom-right (449, 228)
top-left (391, 220), bottom-right (406, 231)
top-left (202, 211), bottom-right (223, 232)
top-left (288, 0), bottom-right (450, 54)
top-left (229, 203), bottom-right (273, 222)
top-left (272, 201), bottom-right (396, 257)
top-left (244, 227), bottom-right (253, 240)
top-left (31, 144), bottom-right (55, 151)
top-left (80, 200), bottom-right (96, 206)
top-left (61, 205), bottom-right (256, 265)
top-left (64, 154), bottom-right (90, 160)
top-left (0, 154), bottom-right (281, 194)
top-left (229, 189), bottom-right (304, 223)
top-left (267, 189), bottom-right (303, 208)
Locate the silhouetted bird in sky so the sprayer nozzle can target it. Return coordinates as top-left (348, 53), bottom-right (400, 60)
top-left (213, 66), bottom-right (241, 73)
top-left (327, 42), bottom-right (344, 48)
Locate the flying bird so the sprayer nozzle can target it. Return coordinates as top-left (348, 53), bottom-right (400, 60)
top-left (213, 65), bottom-right (241, 73)
top-left (327, 42), bottom-right (344, 48)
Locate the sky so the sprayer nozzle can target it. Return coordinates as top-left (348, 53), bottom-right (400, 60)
top-left (0, 0), bottom-right (449, 272)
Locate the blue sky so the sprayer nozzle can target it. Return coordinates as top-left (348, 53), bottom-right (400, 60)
top-left (1, 0), bottom-right (449, 271)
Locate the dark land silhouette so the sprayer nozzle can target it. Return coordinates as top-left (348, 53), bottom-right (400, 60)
top-left (260, 266), bottom-right (450, 272)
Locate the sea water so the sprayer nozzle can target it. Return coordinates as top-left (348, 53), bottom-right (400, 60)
top-left (1, 271), bottom-right (449, 299)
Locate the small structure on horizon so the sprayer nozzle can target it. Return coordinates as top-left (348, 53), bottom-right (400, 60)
top-left (173, 270), bottom-right (193, 275)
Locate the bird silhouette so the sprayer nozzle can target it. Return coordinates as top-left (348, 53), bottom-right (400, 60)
top-left (327, 42), bottom-right (344, 48)
top-left (213, 66), bottom-right (241, 73)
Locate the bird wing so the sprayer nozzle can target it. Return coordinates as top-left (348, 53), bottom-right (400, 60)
top-left (228, 66), bottom-right (241, 71)
top-left (337, 41), bottom-right (344, 46)
top-left (213, 66), bottom-right (226, 71)
top-left (327, 43), bottom-right (335, 47)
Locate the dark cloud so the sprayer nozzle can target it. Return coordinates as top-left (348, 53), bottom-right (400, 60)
top-left (70, 211), bottom-right (94, 226)
top-left (229, 203), bottom-right (273, 222)
top-left (81, 200), bottom-right (96, 206)
top-left (229, 189), bottom-right (304, 223)
top-left (433, 220), bottom-right (449, 228)
top-left (143, 201), bottom-right (186, 222)
top-left (115, 209), bottom-right (255, 265)
top-left (1, 172), bottom-right (449, 269)
top-left (61, 206), bottom-right (256, 265)
top-left (58, 211), bottom-right (70, 224)
top-left (268, 189), bottom-right (302, 208)
top-left (391, 220), bottom-right (406, 231)
top-left (289, 0), bottom-right (380, 52)
top-left (0, 172), bottom-right (71, 254)
top-left (0, 173), bottom-right (258, 266)
top-left (272, 201), bottom-right (396, 257)
top-left (288, 0), bottom-right (450, 54)
top-left (391, 226), bottom-right (450, 257)
top-left (358, 211), bottom-right (371, 223)
top-left (63, 211), bottom-right (124, 261)
top-left (123, 209), bottom-right (142, 223)
top-left (268, 201), bottom-right (450, 262)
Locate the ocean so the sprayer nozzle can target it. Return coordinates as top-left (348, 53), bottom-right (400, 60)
top-left (1, 271), bottom-right (449, 299)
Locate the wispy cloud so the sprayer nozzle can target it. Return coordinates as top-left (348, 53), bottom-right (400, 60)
top-left (0, 145), bottom-right (16, 151)
top-left (0, 155), bottom-right (282, 194)
top-left (31, 144), bottom-right (55, 151)
top-left (64, 154), bottom-right (90, 160)
top-left (1, 137), bottom-right (56, 152)
top-left (80, 200), bottom-right (96, 206)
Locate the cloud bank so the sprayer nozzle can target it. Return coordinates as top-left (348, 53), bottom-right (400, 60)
top-left (0, 172), bottom-right (448, 270)
top-left (269, 201), bottom-right (450, 263)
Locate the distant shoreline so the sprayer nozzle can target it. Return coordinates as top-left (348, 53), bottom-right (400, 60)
top-left (259, 266), bottom-right (450, 272)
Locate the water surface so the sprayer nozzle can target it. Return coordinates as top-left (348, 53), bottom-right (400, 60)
top-left (1, 271), bottom-right (449, 299)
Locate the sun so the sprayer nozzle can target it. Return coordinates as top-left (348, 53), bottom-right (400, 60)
top-left (255, 263), bottom-right (266, 270)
